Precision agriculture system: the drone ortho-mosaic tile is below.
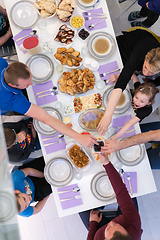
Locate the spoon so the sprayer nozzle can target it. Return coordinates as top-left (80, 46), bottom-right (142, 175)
top-left (35, 86), bottom-right (57, 95)
top-left (42, 134), bottom-right (64, 141)
top-left (127, 173), bottom-right (133, 195)
top-left (16, 30), bottom-right (37, 41)
top-left (60, 195), bottom-right (81, 202)
top-left (119, 168), bottom-right (125, 183)
top-left (88, 17), bottom-right (107, 29)
top-left (58, 187), bottom-right (80, 194)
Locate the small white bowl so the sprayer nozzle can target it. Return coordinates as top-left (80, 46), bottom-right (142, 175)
top-left (70, 14), bottom-right (84, 29)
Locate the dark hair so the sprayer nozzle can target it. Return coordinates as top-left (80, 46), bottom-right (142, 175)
top-left (4, 61), bottom-right (30, 86)
top-left (15, 193), bottom-right (22, 213)
top-left (110, 231), bottom-right (131, 240)
top-left (4, 128), bottom-right (16, 148)
top-left (133, 82), bottom-right (159, 104)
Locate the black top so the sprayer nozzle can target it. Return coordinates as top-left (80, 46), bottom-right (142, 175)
top-left (3, 120), bottom-right (36, 163)
top-left (115, 29), bottom-right (160, 91)
top-left (132, 82), bottom-right (152, 122)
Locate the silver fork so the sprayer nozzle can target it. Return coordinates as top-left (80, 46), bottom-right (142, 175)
top-left (127, 173), bottom-right (133, 195)
top-left (83, 12), bottom-right (105, 16)
top-left (84, 16), bottom-right (105, 20)
top-left (100, 68), bottom-right (120, 77)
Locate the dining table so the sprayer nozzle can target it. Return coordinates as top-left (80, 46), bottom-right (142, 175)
top-left (4, 0), bottom-right (157, 217)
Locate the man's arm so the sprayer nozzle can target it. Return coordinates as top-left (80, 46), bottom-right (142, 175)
top-left (25, 103), bottom-right (97, 147)
top-left (102, 129), bottom-right (160, 153)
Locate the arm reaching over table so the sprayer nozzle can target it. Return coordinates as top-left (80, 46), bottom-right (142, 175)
top-left (102, 129), bottom-right (160, 153)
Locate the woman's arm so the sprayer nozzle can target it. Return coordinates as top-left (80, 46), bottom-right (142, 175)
top-left (21, 168), bottom-right (44, 178)
top-left (33, 195), bottom-right (50, 215)
top-left (97, 88), bottom-right (122, 135)
top-left (111, 116), bottom-right (140, 141)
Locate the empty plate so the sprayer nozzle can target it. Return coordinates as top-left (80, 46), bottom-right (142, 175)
top-left (33, 107), bottom-right (62, 136)
top-left (44, 158), bottom-right (74, 186)
top-left (102, 85), bottom-right (131, 114)
top-left (26, 54), bottom-right (54, 84)
top-left (88, 32), bottom-right (115, 60)
top-left (116, 144), bottom-right (145, 166)
top-left (91, 171), bottom-right (115, 201)
top-left (0, 191), bottom-right (16, 222)
top-left (10, 1), bottom-right (38, 29)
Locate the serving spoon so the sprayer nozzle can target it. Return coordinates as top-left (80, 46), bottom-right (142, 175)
top-left (88, 17), bottom-right (107, 29)
top-left (16, 30), bottom-right (37, 41)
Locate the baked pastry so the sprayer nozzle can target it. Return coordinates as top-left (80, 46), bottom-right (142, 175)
top-left (56, 9), bottom-right (72, 20)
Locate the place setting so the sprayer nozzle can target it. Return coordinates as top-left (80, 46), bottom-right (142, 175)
top-left (119, 169), bottom-right (137, 195)
top-left (77, 0), bottom-right (101, 11)
top-left (98, 61), bottom-right (120, 83)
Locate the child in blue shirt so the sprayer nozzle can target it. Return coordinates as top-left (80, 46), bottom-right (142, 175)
top-left (12, 157), bottom-right (52, 217)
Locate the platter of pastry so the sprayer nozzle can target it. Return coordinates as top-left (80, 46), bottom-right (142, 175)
top-left (54, 24), bottom-right (76, 46)
top-left (34, 0), bottom-right (57, 18)
top-left (54, 47), bottom-right (83, 68)
top-left (58, 68), bottom-right (95, 95)
top-left (56, 0), bottom-right (75, 22)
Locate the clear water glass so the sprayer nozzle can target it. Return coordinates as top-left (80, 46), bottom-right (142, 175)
top-left (81, 46), bottom-right (88, 57)
top-left (37, 19), bottom-right (47, 29)
top-left (95, 80), bottom-right (105, 90)
top-left (56, 64), bottom-right (63, 73)
top-left (75, 172), bottom-right (82, 180)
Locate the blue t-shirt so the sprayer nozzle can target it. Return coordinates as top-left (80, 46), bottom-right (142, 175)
top-left (11, 169), bottom-right (35, 217)
top-left (0, 58), bottom-right (31, 115)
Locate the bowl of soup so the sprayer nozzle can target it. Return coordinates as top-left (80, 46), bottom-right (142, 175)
top-left (92, 36), bottom-right (112, 57)
top-left (77, 0), bottom-right (95, 7)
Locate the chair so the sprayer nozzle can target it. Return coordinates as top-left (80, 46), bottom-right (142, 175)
top-left (116, 0), bottom-right (138, 19)
top-left (0, 42), bottom-right (17, 63)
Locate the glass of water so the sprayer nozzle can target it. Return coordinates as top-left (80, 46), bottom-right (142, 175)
top-left (56, 64), bottom-right (63, 73)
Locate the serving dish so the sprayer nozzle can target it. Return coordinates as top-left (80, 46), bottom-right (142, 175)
top-left (26, 54), bottom-right (54, 84)
top-left (116, 144), bottom-right (145, 166)
top-left (44, 158), bottom-right (74, 187)
top-left (102, 85), bottom-right (131, 114)
top-left (33, 107), bottom-right (62, 136)
top-left (88, 32), bottom-right (116, 60)
top-left (91, 171), bottom-right (115, 201)
top-left (34, 0), bottom-right (57, 18)
top-left (54, 24), bottom-right (76, 47)
top-left (65, 142), bottom-right (92, 171)
top-left (10, 1), bottom-right (38, 29)
top-left (78, 108), bottom-right (104, 131)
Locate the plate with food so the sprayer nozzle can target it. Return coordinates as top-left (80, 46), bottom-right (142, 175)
top-left (58, 68), bottom-right (95, 95)
top-left (44, 158), bottom-right (74, 187)
top-left (65, 142), bottom-right (92, 171)
top-left (33, 106), bottom-right (62, 136)
top-left (102, 85), bottom-right (131, 114)
top-left (11, 1), bottom-right (38, 29)
top-left (54, 24), bottom-right (76, 46)
top-left (116, 144), bottom-right (145, 166)
top-left (78, 109), bottom-right (104, 131)
top-left (91, 171), bottom-right (115, 201)
top-left (34, 0), bottom-right (56, 18)
top-left (56, 0), bottom-right (75, 22)
top-left (73, 93), bottom-right (102, 113)
top-left (54, 47), bottom-right (83, 68)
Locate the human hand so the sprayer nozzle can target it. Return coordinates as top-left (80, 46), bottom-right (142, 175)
top-left (131, 73), bottom-right (139, 83)
top-left (110, 74), bottom-right (119, 84)
top-left (89, 210), bottom-right (102, 223)
top-left (99, 152), bottom-right (110, 165)
top-left (97, 114), bottom-right (111, 135)
top-left (101, 139), bottom-right (123, 153)
top-left (17, 131), bottom-right (26, 143)
top-left (28, 122), bottom-right (37, 138)
top-left (79, 134), bottom-right (98, 148)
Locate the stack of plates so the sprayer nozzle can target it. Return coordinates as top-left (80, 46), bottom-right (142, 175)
top-left (88, 32), bottom-right (115, 60)
top-left (116, 144), bottom-right (145, 166)
top-left (44, 158), bottom-right (74, 186)
top-left (0, 191), bottom-right (16, 222)
top-left (91, 172), bottom-right (115, 201)
top-left (102, 85), bottom-right (131, 114)
top-left (10, 1), bottom-right (38, 29)
top-left (26, 54), bottom-right (54, 84)
top-left (33, 107), bottom-right (62, 136)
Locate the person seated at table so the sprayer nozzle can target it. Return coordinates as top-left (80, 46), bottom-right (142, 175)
top-left (102, 121), bottom-right (160, 169)
top-left (0, 58), bottom-right (97, 148)
top-left (0, 5), bottom-right (14, 47)
top-left (79, 153), bottom-right (142, 240)
top-left (12, 156), bottom-right (52, 217)
top-left (97, 29), bottom-right (160, 135)
top-left (111, 81), bottom-right (159, 141)
top-left (3, 118), bottom-right (41, 164)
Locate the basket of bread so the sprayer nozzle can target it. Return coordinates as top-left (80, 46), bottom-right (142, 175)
top-left (34, 0), bottom-right (56, 18)
top-left (56, 0), bottom-right (75, 22)
top-left (58, 68), bottom-right (95, 95)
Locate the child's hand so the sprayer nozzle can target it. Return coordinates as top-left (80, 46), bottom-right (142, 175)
top-left (89, 210), bottom-right (102, 223)
top-left (28, 122), bottom-right (37, 139)
top-left (110, 74), bottom-right (119, 84)
top-left (17, 131), bottom-right (26, 143)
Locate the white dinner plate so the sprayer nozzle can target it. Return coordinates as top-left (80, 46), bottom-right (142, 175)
top-left (116, 144), bottom-right (145, 166)
top-left (0, 191), bottom-right (16, 222)
top-left (26, 54), bottom-right (54, 84)
top-left (91, 171), bottom-right (115, 201)
top-left (102, 85), bottom-right (131, 114)
top-left (33, 107), bottom-right (62, 136)
top-left (10, 1), bottom-right (38, 29)
top-left (44, 158), bottom-right (74, 186)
